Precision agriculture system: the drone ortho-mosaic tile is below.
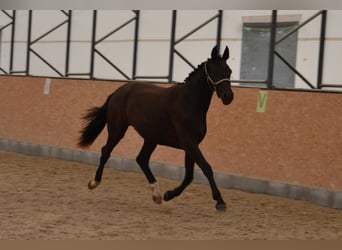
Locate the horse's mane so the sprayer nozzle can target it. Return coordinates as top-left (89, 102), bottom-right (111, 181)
top-left (176, 60), bottom-right (208, 85)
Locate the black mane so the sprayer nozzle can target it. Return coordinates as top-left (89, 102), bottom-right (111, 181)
top-left (176, 60), bottom-right (208, 85)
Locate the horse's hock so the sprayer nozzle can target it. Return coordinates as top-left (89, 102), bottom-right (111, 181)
top-left (0, 76), bottom-right (341, 208)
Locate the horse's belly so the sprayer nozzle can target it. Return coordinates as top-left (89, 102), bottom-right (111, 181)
top-left (131, 123), bottom-right (181, 149)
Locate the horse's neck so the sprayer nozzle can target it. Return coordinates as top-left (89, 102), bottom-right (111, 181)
top-left (184, 70), bottom-right (213, 114)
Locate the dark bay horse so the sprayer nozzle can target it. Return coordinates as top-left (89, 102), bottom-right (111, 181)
top-left (78, 45), bottom-right (234, 211)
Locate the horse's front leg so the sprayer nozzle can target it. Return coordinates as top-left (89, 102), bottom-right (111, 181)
top-left (185, 144), bottom-right (227, 211)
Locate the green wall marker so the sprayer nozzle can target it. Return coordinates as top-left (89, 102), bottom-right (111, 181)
top-left (256, 90), bottom-right (268, 112)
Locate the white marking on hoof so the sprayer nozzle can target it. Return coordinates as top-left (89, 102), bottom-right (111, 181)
top-left (88, 179), bottom-right (100, 189)
top-left (150, 182), bottom-right (162, 205)
top-left (152, 195), bottom-right (162, 204)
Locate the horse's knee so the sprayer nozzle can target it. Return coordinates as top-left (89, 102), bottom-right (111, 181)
top-left (201, 167), bottom-right (214, 180)
top-left (136, 154), bottom-right (147, 167)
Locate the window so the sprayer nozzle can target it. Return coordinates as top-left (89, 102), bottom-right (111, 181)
top-left (240, 16), bottom-right (299, 88)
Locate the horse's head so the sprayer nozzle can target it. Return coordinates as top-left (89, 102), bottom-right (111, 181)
top-left (205, 45), bottom-right (234, 105)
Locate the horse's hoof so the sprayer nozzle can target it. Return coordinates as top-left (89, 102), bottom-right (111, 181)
top-left (152, 195), bottom-right (162, 204)
top-left (88, 180), bottom-right (100, 189)
top-left (163, 191), bottom-right (173, 201)
top-left (216, 203), bottom-right (227, 212)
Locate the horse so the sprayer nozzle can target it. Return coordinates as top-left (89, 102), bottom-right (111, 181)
top-left (78, 45), bottom-right (234, 211)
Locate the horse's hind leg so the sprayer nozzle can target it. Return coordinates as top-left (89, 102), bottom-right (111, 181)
top-left (136, 141), bottom-right (161, 204)
top-left (88, 124), bottom-right (128, 189)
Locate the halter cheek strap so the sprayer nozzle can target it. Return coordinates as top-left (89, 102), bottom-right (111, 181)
top-left (204, 62), bottom-right (231, 92)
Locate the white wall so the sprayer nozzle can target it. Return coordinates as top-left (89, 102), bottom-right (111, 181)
top-left (0, 10), bottom-right (341, 90)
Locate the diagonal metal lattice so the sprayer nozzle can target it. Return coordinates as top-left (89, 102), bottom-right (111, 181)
top-left (270, 10), bottom-right (327, 89)
top-left (89, 10), bottom-right (140, 80)
top-left (26, 10), bottom-right (72, 77)
top-left (168, 10), bottom-right (223, 82)
top-left (0, 10), bottom-right (341, 92)
top-left (0, 10), bottom-right (15, 74)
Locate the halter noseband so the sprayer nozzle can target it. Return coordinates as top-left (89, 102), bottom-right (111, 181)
top-left (204, 62), bottom-right (231, 92)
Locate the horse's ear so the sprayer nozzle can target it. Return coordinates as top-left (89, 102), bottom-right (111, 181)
top-left (222, 46), bottom-right (230, 60)
top-left (211, 45), bottom-right (219, 59)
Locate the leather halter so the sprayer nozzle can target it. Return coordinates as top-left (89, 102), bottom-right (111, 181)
top-left (204, 62), bottom-right (231, 92)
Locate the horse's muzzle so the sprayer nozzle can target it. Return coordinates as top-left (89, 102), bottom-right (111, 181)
top-left (221, 91), bottom-right (234, 105)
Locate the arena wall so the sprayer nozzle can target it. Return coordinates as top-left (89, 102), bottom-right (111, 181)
top-left (1, 76), bottom-right (341, 192)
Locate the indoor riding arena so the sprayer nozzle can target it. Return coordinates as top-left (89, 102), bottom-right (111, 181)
top-left (0, 10), bottom-right (341, 240)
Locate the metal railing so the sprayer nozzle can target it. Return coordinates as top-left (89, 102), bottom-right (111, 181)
top-left (27, 10), bottom-right (71, 77)
top-left (0, 10), bottom-right (341, 92)
top-left (0, 10), bottom-right (15, 74)
top-left (232, 10), bottom-right (342, 91)
top-left (266, 10), bottom-right (342, 90)
top-left (168, 10), bottom-right (223, 82)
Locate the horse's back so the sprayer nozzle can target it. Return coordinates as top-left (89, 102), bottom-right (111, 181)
top-left (123, 82), bottom-right (176, 123)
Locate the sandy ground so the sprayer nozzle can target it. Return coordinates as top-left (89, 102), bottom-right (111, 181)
top-left (0, 150), bottom-right (341, 240)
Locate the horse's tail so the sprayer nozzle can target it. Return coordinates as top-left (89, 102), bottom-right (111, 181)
top-left (77, 94), bottom-right (112, 148)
